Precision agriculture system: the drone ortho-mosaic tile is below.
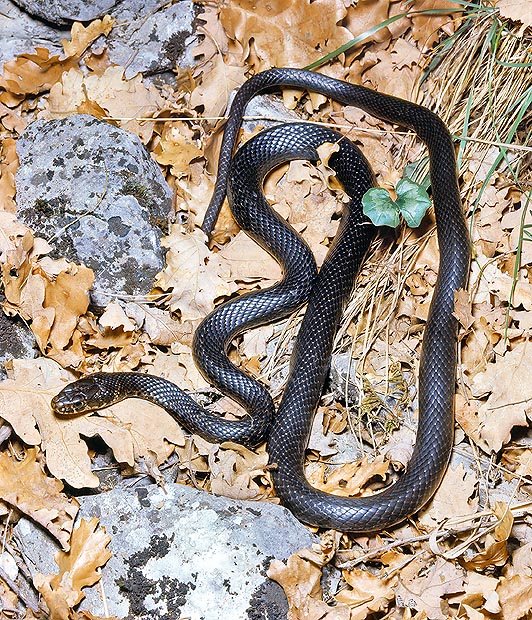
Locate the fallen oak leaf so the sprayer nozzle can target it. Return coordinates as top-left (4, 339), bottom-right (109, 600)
top-left (335, 568), bottom-right (395, 619)
top-left (43, 264), bottom-right (94, 355)
top-left (309, 456), bottom-right (389, 497)
top-left (189, 55), bottom-right (247, 118)
top-left (394, 556), bottom-right (465, 620)
top-left (0, 448), bottom-right (78, 550)
top-left (0, 48), bottom-right (79, 96)
top-left (125, 302), bottom-right (190, 347)
top-left (34, 516), bottom-right (111, 618)
top-left (208, 441), bottom-right (270, 501)
top-left (453, 288), bottom-right (474, 331)
top-left (497, 574), bottom-right (532, 620)
top-left (61, 16), bottom-right (114, 58)
top-left (217, 231), bottom-right (282, 284)
top-left (0, 138), bottom-right (19, 212)
top-left (470, 340), bottom-right (532, 452)
top-left (220, 0), bottom-right (353, 71)
top-left (98, 301), bottom-right (136, 333)
top-left (418, 462), bottom-right (478, 527)
top-left (267, 548), bottom-right (351, 620)
top-left (0, 210), bottom-right (30, 258)
top-left (0, 16), bottom-right (113, 98)
top-left (45, 66), bottom-right (166, 143)
top-left (410, 0), bottom-right (461, 49)
top-left (461, 502), bottom-right (513, 571)
top-left (155, 226), bottom-right (237, 320)
top-left (152, 122), bottom-right (204, 178)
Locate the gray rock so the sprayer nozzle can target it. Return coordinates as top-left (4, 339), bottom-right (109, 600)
top-left (15, 481), bottom-right (316, 619)
top-left (0, 0), bottom-right (69, 66)
top-left (10, 0), bottom-right (119, 26)
top-left (104, 0), bottom-right (196, 79)
top-left (15, 115), bottom-right (171, 307)
top-left (2, 0), bottom-right (196, 80)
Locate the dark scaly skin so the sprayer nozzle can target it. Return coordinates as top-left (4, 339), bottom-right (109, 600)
top-left (52, 68), bottom-right (470, 532)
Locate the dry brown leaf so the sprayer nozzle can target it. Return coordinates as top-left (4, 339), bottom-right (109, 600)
top-left (43, 264), bottom-right (94, 354)
top-left (267, 549), bottom-right (351, 620)
top-left (194, 4), bottom-right (230, 63)
top-left (462, 502), bottom-right (513, 571)
top-left (496, 0), bottom-right (532, 26)
top-left (363, 42), bottom-right (420, 101)
top-left (344, 0), bottom-right (395, 45)
top-left (155, 226), bottom-right (237, 320)
top-left (1, 228), bottom-right (93, 360)
top-left (472, 253), bottom-right (532, 310)
top-left (45, 66), bottom-right (165, 143)
top-left (310, 456), bottom-right (389, 497)
top-left (470, 340), bottom-right (532, 452)
top-left (510, 541), bottom-right (532, 578)
top-left (101, 398), bottom-right (186, 466)
top-left (315, 142), bottom-right (343, 192)
top-left (453, 288), bottom-right (474, 330)
top-left (85, 316), bottom-right (135, 351)
top-left (0, 211), bottom-right (29, 259)
top-left (153, 122), bottom-right (204, 178)
top-left (61, 16), bottom-right (114, 57)
top-left (394, 556), bottom-right (465, 620)
top-left (462, 534), bottom-right (509, 571)
top-left (0, 48), bottom-right (78, 96)
top-left (456, 572), bottom-right (501, 616)
top-left (419, 463), bottom-right (478, 527)
top-left (34, 516), bottom-right (111, 617)
top-left (208, 442), bottom-right (270, 501)
top-left (0, 138), bottom-right (19, 212)
top-left (98, 301), bottom-right (136, 333)
top-left (336, 568), bottom-right (395, 619)
top-left (0, 100), bottom-right (26, 133)
top-left (497, 574), bottom-right (532, 620)
top-left (410, 0), bottom-right (460, 49)
top-left (217, 231), bottom-right (282, 284)
top-left (125, 302), bottom-right (188, 347)
top-left (0, 448), bottom-right (78, 550)
top-left (267, 160), bottom-right (343, 265)
top-left (189, 55), bottom-right (248, 120)
top-left (151, 344), bottom-right (210, 393)
top-left (220, 0), bottom-right (353, 71)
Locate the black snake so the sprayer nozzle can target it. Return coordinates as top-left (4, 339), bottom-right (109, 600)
top-left (52, 68), bottom-right (470, 532)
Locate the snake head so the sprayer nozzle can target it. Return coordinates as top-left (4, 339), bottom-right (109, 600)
top-left (51, 373), bottom-right (116, 415)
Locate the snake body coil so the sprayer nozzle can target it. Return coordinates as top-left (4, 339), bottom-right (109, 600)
top-left (52, 69), bottom-right (470, 532)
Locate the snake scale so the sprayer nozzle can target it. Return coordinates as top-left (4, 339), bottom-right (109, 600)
top-left (52, 68), bottom-right (470, 532)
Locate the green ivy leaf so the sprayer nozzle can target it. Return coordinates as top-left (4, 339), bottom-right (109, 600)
top-left (362, 187), bottom-right (400, 228)
top-left (395, 178), bottom-right (431, 228)
top-left (362, 177), bottom-right (431, 229)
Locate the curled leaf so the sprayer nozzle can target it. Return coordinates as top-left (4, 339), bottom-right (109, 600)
top-left (362, 187), bottom-right (400, 228)
top-left (395, 177), bottom-right (431, 227)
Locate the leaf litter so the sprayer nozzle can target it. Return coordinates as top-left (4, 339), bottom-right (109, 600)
top-left (0, 0), bottom-right (531, 618)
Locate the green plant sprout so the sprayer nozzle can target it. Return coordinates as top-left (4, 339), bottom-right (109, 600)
top-left (361, 177), bottom-right (431, 228)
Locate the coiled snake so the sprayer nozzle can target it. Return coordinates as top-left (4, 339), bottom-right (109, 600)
top-left (52, 68), bottom-right (470, 532)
